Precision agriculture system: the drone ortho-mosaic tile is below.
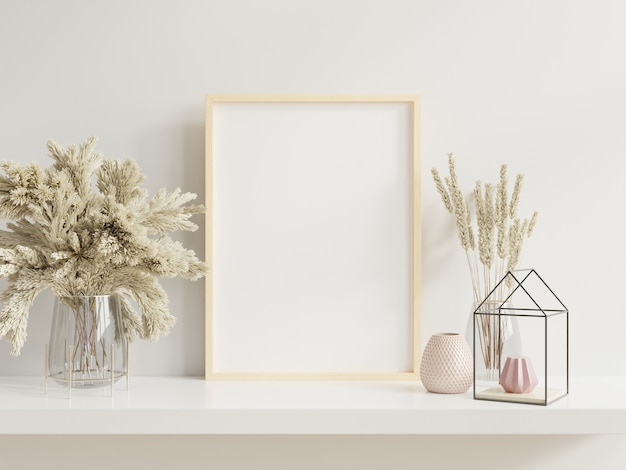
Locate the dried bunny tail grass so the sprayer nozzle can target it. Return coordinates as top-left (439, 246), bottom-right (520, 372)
top-left (527, 211), bottom-right (538, 237)
top-left (521, 218), bottom-right (529, 237)
top-left (509, 173), bottom-right (524, 219)
top-left (431, 168), bottom-right (453, 213)
top-left (483, 183), bottom-right (495, 268)
top-left (506, 220), bottom-right (519, 272)
top-left (474, 181), bottom-right (495, 269)
top-left (432, 153), bottom-right (538, 303)
top-left (515, 219), bottom-right (530, 270)
top-left (496, 164), bottom-right (509, 224)
top-left (455, 196), bottom-right (473, 251)
top-left (466, 201), bottom-right (476, 251)
top-left (446, 154), bottom-right (472, 251)
top-left (496, 224), bottom-right (508, 261)
top-left (506, 218), bottom-right (528, 272)
top-left (473, 181), bottom-right (487, 262)
top-left (473, 181), bottom-right (484, 222)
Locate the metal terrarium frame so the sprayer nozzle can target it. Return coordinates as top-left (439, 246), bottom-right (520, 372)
top-left (472, 269), bottom-right (569, 406)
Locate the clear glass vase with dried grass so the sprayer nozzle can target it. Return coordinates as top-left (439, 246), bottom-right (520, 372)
top-left (47, 294), bottom-right (127, 391)
top-left (431, 154), bottom-right (538, 380)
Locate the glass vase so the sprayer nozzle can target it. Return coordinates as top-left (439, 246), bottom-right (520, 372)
top-left (46, 294), bottom-right (128, 389)
top-left (468, 301), bottom-right (522, 383)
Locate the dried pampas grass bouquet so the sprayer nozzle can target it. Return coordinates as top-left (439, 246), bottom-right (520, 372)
top-left (0, 136), bottom-right (207, 354)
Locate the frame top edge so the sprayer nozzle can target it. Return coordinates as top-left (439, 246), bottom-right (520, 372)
top-left (205, 94), bottom-right (420, 103)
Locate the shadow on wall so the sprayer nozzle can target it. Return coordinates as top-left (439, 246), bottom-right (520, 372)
top-left (178, 117), bottom-right (207, 376)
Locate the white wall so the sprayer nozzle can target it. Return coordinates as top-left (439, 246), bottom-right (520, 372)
top-left (1, 0), bottom-right (625, 468)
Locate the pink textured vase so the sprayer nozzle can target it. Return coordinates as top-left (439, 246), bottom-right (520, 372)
top-left (499, 356), bottom-right (539, 393)
top-left (420, 333), bottom-right (473, 394)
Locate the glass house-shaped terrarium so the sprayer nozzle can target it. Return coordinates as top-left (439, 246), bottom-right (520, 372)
top-left (473, 269), bottom-right (568, 406)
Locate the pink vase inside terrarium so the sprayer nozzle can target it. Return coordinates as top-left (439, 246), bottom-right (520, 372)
top-left (499, 356), bottom-right (539, 394)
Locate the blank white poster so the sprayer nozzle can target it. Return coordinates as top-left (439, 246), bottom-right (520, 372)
top-left (207, 97), bottom-right (419, 378)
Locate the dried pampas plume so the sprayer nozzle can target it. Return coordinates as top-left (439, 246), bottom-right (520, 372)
top-left (0, 136), bottom-right (208, 354)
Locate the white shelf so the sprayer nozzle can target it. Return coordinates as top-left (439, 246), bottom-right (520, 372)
top-left (0, 376), bottom-right (624, 435)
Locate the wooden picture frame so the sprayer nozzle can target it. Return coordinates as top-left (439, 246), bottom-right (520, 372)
top-left (205, 94), bottom-right (421, 380)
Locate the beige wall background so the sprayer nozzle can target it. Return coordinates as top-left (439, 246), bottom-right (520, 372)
top-left (1, 0), bottom-right (625, 468)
